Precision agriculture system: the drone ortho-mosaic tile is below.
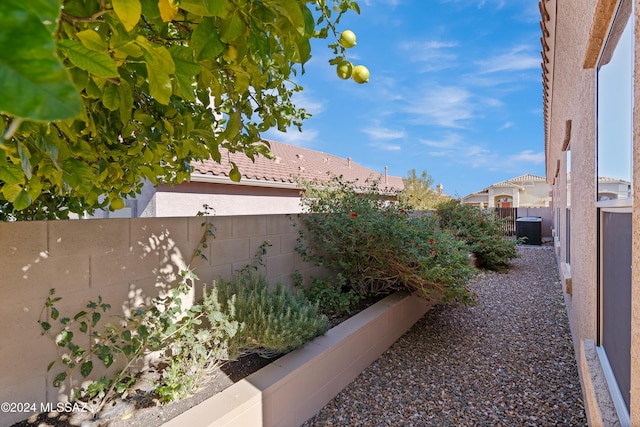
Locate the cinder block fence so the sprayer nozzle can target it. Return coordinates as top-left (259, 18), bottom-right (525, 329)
top-left (0, 214), bottom-right (325, 426)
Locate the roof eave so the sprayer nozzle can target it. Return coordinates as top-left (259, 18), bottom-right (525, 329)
top-left (190, 173), bottom-right (299, 189)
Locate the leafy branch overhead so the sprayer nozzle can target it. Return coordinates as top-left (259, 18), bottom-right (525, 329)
top-left (0, 0), bottom-right (362, 218)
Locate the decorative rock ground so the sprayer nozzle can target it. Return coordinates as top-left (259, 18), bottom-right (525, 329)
top-left (303, 245), bottom-right (587, 426)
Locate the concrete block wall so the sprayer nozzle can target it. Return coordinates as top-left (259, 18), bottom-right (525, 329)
top-left (0, 214), bottom-right (325, 426)
top-left (516, 207), bottom-right (553, 238)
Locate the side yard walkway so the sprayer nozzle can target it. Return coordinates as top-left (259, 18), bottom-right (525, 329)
top-left (303, 246), bottom-right (587, 426)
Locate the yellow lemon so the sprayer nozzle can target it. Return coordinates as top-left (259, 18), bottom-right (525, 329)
top-left (339, 30), bottom-right (357, 48)
top-left (336, 60), bottom-right (353, 79)
top-left (352, 65), bottom-right (370, 84)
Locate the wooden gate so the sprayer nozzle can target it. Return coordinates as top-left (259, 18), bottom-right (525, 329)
top-left (493, 207), bottom-right (517, 236)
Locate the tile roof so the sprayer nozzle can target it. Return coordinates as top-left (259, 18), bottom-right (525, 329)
top-left (191, 139), bottom-right (404, 192)
top-left (463, 174), bottom-right (546, 198)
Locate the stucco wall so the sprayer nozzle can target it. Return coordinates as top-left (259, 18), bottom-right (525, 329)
top-left (544, 0), bottom-right (640, 424)
top-left (144, 182), bottom-right (304, 217)
top-left (518, 182), bottom-right (551, 207)
top-left (0, 215), bottom-right (326, 426)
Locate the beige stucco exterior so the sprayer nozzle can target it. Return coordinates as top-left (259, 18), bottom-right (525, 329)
top-left (461, 174), bottom-right (551, 208)
top-left (542, 0), bottom-right (639, 424)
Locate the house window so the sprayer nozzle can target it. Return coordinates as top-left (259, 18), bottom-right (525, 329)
top-left (565, 147), bottom-right (571, 265)
top-left (597, 0), bottom-right (633, 206)
top-left (595, 0), bottom-right (634, 423)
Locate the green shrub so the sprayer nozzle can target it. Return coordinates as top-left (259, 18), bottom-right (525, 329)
top-left (294, 177), bottom-right (476, 305)
top-left (294, 273), bottom-right (361, 317)
top-left (39, 271), bottom-right (222, 411)
top-left (214, 271), bottom-right (330, 358)
top-left (156, 276), bottom-right (242, 403)
top-left (435, 199), bottom-right (521, 271)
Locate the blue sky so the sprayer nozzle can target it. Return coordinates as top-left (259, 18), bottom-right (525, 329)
top-left (263, 0), bottom-right (544, 197)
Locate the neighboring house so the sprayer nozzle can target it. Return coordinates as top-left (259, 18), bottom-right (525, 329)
top-left (597, 176), bottom-right (632, 201)
top-left (460, 174), bottom-right (551, 208)
top-left (541, 0), bottom-right (638, 425)
top-left (108, 140), bottom-right (404, 217)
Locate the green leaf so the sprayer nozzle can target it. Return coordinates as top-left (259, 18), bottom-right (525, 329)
top-left (35, 135), bottom-right (60, 168)
top-left (26, 0), bottom-right (60, 35)
top-left (169, 46), bottom-right (202, 77)
top-left (112, 0), bottom-right (142, 32)
top-left (26, 176), bottom-right (43, 202)
top-left (179, 0), bottom-right (228, 17)
top-left (0, 1), bottom-right (81, 121)
top-left (192, 18), bottom-right (224, 60)
top-left (73, 310), bottom-right (87, 321)
top-left (41, 321), bottom-right (52, 333)
top-left (146, 65), bottom-right (172, 105)
top-left (80, 360), bottom-right (93, 377)
top-left (296, 37), bottom-right (311, 65)
top-left (220, 13), bottom-right (244, 43)
top-left (0, 162), bottom-right (24, 185)
top-left (98, 350), bottom-right (113, 368)
top-left (53, 372), bottom-right (67, 387)
top-left (136, 37), bottom-right (175, 104)
top-left (63, 159), bottom-right (96, 194)
top-left (302, 5), bottom-right (315, 36)
top-left (102, 82), bottom-right (122, 111)
top-left (2, 184), bottom-right (29, 208)
top-left (282, 0), bottom-right (305, 35)
top-left (92, 311), bottom-right (101, 328)
top-left (118, 78), bottom-right (134, 124)
top-left (140, 0), bottom-right (161, 20)
top-left (17, 141), bottom-right (32, 180)
top-left (76, 30), bottom-right (108, 52)
top-left (137, 325), bottom-right (149, 339)
top-left (57, 39), bottom-right (119, 79)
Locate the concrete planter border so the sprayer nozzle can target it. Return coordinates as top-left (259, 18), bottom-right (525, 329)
top-left (164, 291), bottom-right (435, 427)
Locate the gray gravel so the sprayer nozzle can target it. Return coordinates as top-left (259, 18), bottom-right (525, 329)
top-left (303, 245), bottom-right (588, 426)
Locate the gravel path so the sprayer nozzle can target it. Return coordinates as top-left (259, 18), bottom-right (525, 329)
top-left (303, 246), bottom-right (587, 426)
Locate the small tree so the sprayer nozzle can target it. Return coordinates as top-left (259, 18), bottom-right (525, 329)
top-left (0, 0), bottom-right (365, 219)
top-left (294, 177), bottom-right (476, 305)
top-left (399, 169), bottom-right (441, 210)
top-left (435, 199), bottom-right (520, 271)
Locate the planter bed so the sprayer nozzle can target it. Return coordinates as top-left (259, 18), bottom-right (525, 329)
top-left (164, 291), bottom-right (436, 427)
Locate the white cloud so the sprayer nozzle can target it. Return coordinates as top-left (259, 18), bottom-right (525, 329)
top-left (498, 121), bottom-right (514, 131)
top-left (399, 40), bottom-right (458, 71)
top-left (477, 45), bottom-right (540, 73)
top-left (420, 133), bottom-right (462, 149)
top-left (362, 126), bottom-right (407, 140)
top-left (405, 86), bottom-right (474, 128)
top-left (441, 0), bottom-right (505, 9)
top-left (292, 90), bottom-right (325, 116)
top-left (263, 128), bottom-right (318, 147)
top-left (420, 133), bottom-right (498, 168)
top-left (508, 150), bottom-right (545, 164)
top-left (361, 0), bottom-right (401, 7)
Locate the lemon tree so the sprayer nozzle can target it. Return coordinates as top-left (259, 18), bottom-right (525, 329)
top-left (0, 0), bottom-right (362, 219)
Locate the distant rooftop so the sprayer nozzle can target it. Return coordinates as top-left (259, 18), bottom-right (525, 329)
top-left (191, 139), bottom-right (404, 192)
top-left (463, 174), bottom-right (547, 197)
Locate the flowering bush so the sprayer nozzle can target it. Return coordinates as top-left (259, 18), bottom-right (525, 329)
top-left (435, 199), bottom-right (521, 271)
top-left (294, 177), bottom-right (476, 305)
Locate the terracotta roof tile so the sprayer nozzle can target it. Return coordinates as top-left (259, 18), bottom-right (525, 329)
top-left (191, 139), bottom-right (404, 191)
